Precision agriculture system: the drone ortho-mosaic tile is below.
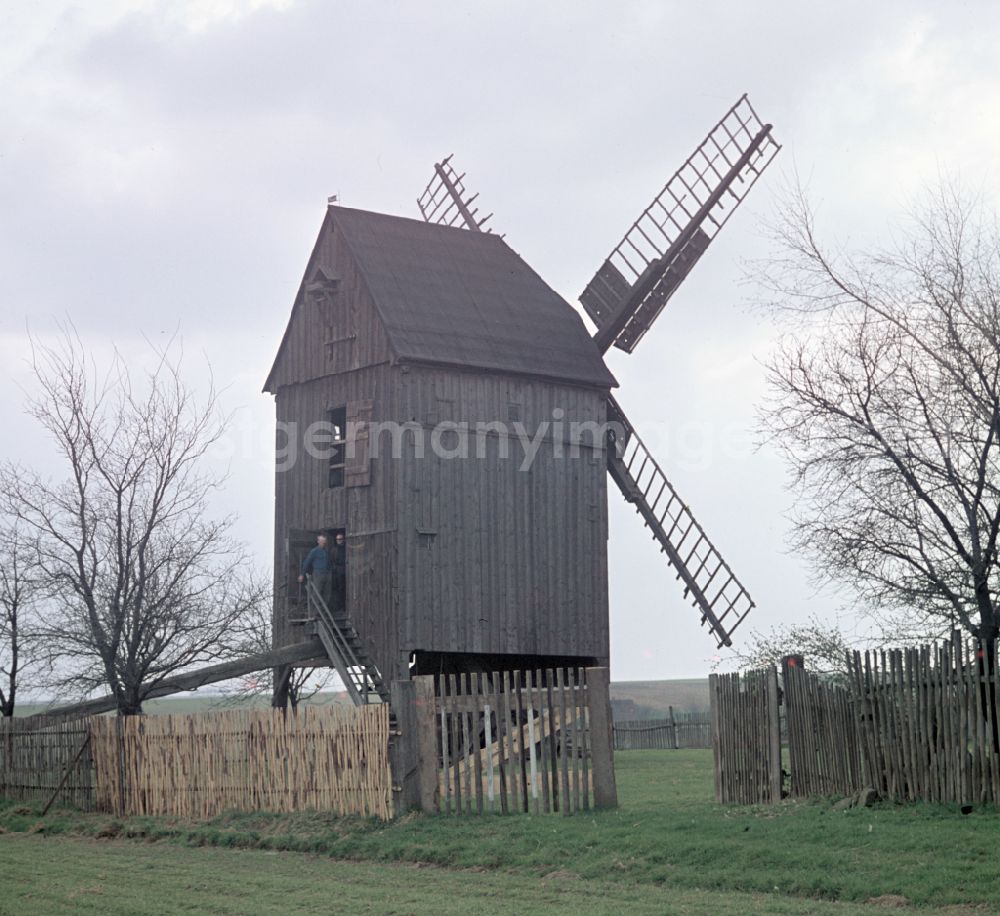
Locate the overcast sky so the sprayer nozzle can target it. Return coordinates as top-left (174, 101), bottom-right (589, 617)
top-left (3, 1), bottom-right (999, 680)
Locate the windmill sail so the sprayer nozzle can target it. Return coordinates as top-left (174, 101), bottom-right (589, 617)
top-left (606, 396), bottom-right (755, 647)
top-left (414, 144), bottom-right (759, 647)
top-left (417, 155), bottom-right (495, 233)
top-left (582, 94), bottom-right (780, 354)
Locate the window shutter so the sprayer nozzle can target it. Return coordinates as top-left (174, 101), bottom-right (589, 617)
top-left (345, 399), bottom-right (374, 487)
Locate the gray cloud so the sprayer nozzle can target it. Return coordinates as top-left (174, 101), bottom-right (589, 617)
top-left (3, 0), bottom-right (999, 678)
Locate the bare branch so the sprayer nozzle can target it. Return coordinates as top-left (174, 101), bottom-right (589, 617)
top-left (757, 177), bottom-right (1000, 640)
top-left (1, 330), bottom-right (256, 714)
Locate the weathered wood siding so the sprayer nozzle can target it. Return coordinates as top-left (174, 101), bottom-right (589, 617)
top-left (273, 362), bottom-right (610, 683)
top-left (268, 212), bottom-right (611, 685)
top-left (265, 211), bottom-right (393, 392)
top-left (268, 210), bottom-right (401, 681)
top-left (272, 365), bottom-right (400, 682)
top-left (396, 366), bottom-right (609, 666)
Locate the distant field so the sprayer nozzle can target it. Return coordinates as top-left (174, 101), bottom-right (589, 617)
top-left (14, 690), bottom-right (353, 717)
top-left (17, 679), bottom-right (709, 718)
top-left (610, 678), bottom-right (710, 717)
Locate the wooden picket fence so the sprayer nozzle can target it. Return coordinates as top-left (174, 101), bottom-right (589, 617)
top-left (391, 667), bottom-right (617, 816)
top-left (848, 639), bottom-right (1000, 805)
top-left (5, 671), bottom-right (616, 821)
top-left (784, 665), bottom-right (864, 797)
top-left (88, 705), bottom-right (392, 819)
top-left (709, 668), bottom-right (782, 804)
top-left (614, 710), bottom-right (711, 750)
top-left (711, 636), bottom-right (1000, 806)
top-left (0, 716), bottom-right (96, 810)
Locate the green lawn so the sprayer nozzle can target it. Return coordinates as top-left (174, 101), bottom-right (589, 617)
top-left (0, 838), bottom-right (895, 915)
top-left (2, 750), bottom-right (998, 913)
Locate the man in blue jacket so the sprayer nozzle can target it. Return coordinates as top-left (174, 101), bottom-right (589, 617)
top-left (298, 533), bottom-right (333, 607)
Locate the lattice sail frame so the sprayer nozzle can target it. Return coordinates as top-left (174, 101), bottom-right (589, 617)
top-left (413, 97), bottom-right (777, 647)
top-left (417, 154), bottom-right (495, 233)
top-left (581, 94), bottom-right (781, 353)
top-left (606, 397), bottom-right (755, 647)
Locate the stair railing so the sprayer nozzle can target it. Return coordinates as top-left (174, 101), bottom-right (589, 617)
top-left (304, 578), bottom-right (387, 705)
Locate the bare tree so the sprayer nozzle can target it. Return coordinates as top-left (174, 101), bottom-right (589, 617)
top-left (0, 330), bottom-right (257, 714)
top-left (0, 521), bottom-right (44, 716)
top-left (759, 180), bottom-right (1000, 642)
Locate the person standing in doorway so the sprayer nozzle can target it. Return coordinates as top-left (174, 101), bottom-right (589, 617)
top-left (331, 530), bottom-right (347, 614)
top-left (298, 533), bottom-right (332, 607)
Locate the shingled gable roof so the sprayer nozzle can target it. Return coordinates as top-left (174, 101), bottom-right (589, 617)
top-left (264, 206), bottom-right (617, 392)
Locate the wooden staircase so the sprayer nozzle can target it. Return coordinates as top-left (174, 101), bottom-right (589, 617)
top-left (605, 394), bottom-right (755, 648)
top-left (305, 579), bottom-right (390, 705)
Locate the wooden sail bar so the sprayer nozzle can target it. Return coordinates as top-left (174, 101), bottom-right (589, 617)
top-left (605, 395), bottom-right (755, 647)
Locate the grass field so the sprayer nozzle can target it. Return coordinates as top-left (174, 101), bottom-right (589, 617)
top-left (2, 750), bottom-right (998, 913)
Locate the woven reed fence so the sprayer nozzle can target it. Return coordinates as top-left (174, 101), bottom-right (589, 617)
top-left (847, 638), bottom-right (1000, 805)
top-left (0, 716), bottom-right (95, 810)
top-left (614, 710), bottom-right (711, 750)
top-left (89, 705), bottom-right (392, 820)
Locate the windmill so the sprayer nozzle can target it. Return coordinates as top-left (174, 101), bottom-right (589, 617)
top-left (24, 104), bottom-right (782, 725)
top-left (416, 94), bottom-right (780, 648)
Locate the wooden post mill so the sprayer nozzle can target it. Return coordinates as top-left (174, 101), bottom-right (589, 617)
top-left (264, 95), bottom-right (781, 704)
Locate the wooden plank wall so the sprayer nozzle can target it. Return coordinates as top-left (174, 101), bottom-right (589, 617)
top-left (265, 210), bottom-right (393, 391)
top-left (272, 357), bottom-right (614, 682)
top-left (613, 710), bottom-right (712, 750)
top-left (0, 717), bottom-right (95, 810)
top-left (420, 667), bottom-right (616, 815)
top-left (272, 364), bottom-right (401, 680)
top-left (267, 209), bottom-right (399, 680)
top-left (88, 706), bottom-right (392, 820)
top-left (398, 367), bottom-right (610, 664)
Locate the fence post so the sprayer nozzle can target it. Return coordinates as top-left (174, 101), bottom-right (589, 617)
top-left (668, 705), bottom-right (679, 749)
top-left (411, 675), bottom-right (439, 813)
top-left (1, 719), bottom-right (8, 800)
top-left (781, 655), bottom-right (803, 797)
top-left (709, 674), bottom-right (722, 801)
top-left (389, 680), bottom-right (418, 815)
top-left (766, 666), bottom-right (783, 803)
top-left (585, 667), bottom-right (618, 809)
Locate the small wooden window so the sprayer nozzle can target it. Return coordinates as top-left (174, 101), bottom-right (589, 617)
top-left (306, 267), bottom-right (340, 317)
top-left (328, 406), bottom-right (347, 488)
